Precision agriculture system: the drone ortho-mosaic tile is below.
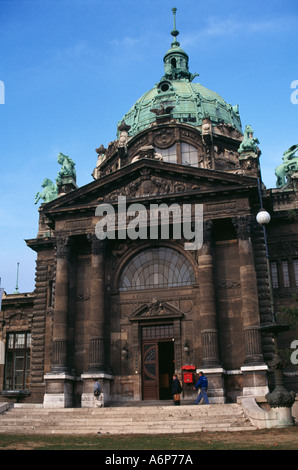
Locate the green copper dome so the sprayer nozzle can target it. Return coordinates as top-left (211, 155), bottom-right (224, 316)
top-left (118, 8), bottom-right (242, 137)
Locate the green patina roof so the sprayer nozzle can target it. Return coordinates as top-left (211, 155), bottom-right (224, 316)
top-left (118, 80), bottom-right (242, 137)
top-left (118, 8), bottom-right (242, 138)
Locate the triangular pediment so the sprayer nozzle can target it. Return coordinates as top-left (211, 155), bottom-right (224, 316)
top-left (42, 158), bottom-right (258, 217)
top-left (129, 299), bottom-right (184, 322)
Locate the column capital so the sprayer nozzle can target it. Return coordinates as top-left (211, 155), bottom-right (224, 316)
top-left (56, 236), bottom-right (72, 259)
top-left (87, 233), bottom-right (107, 256)
top-left (232, 215), bottom-right (252, 239)
top-left (203, 220), bottom-right (213, 243)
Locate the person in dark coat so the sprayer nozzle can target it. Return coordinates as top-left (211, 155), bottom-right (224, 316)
top-left (172, 374), bottom-right (182, 405)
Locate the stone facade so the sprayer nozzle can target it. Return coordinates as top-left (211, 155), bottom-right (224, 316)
top-left (1, 16), bottom-right (297, 407)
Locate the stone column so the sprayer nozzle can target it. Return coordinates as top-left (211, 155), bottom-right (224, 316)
top-left (51, 236), bottom-right (71, 373)
top-left (87, 234), bottom-right (106, 373)
top-left (197, 221), bottom-right (225, 403)
top-left (232, 216), bottom-right (264, 363)
top-left (232, 215), bottom-right (268, 396)
top-left (81, 235), bottom-right (113, 407)
top-left (44, 236), bottom-right (75, 408)
top-left (198, 221), bottom-right (220, 367)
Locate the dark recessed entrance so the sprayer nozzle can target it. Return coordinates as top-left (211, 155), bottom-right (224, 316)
top-left (142, 324), bottom-right (175, 401)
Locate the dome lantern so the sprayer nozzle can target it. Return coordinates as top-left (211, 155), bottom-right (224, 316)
top-left (162, 7), bottom-right (196, 82)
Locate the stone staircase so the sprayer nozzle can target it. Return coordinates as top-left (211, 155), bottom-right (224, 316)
top-left (0, 403), bottom-right (256, 435)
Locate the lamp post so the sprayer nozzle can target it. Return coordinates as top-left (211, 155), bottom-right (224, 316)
top-left (256, 208), bottom-right (275, 322)
top-left (13, 262), bottom-right (20, 294)
top-left (256, 205), bottom-right (296, 410)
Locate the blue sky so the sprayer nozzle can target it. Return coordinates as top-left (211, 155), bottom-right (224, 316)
top-left (0, 0), bottom-right (297, 294)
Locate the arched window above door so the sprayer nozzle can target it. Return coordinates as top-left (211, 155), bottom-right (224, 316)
top-left (119, 247), bottom-right (195, 291)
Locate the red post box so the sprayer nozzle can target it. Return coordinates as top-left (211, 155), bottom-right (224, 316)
top-left (181, 365), bottom-right (196, 384)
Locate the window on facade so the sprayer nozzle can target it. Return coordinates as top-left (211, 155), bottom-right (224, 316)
top-left (48, 280), bottom-right (54, 308)
top-left (119, 247), bottom-right (195, 291)
top-left (270, 261), bottom-right (279, 288)
top-left (155, 145), bottom-right (176, 163)
top-left (294, 259), bottom-right (298, 286)
top-left (282, 260), bottom-right (290, 287)
top-left (181, 142), bottom-right (198, 167)
top-left (142, 324), bottom-right (174, 339)
top-left (270, 259), bottom-right (298, 289)
top-left (4, 332), bottom-right (31, 390)
top-left (154, 142), bottom-right (198, 167)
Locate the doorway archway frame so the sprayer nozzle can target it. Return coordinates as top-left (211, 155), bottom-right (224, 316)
top-left (130, 301), bottom-right (184, 400)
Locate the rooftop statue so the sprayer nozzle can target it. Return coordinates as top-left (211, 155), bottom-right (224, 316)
top-left (92, 145), bottom-right (107, 179)
top-left (56, 152), bottom-right (76, 184)
top-left (35, 178), bottom-right (58, 204)
top-left (238, 125), bottom-right (260, 154)
top-left (35, 152), bottom-right (77, 204)
top-left (275, 144), bottom-right (298, 188)
top-left (150, 103), bottom-right (175, 116)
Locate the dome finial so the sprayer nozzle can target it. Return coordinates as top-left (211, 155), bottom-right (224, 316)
top-left (171, 7), bottom-right (180, 46)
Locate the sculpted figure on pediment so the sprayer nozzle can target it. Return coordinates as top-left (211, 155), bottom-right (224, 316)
top-left (106, 175), bottom-right (200, 200)
top-left (130, 298), bottom-right (184, 322)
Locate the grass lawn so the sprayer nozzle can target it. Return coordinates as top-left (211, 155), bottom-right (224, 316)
top-left (0, 427), bottom-right (298, 450)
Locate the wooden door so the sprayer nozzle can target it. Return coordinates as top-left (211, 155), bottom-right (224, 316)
top-left (142, 342), bottom-right (159, 400)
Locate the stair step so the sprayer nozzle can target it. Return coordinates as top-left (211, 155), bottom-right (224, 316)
top-left (0, 403), bottom-right (256, 434)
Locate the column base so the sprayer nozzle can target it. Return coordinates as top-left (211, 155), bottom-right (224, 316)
top-left (196, 368), bottom-right (226, 403)
top-left (43, 373), bottom-right (76, 408)
top-left (241, 364), bottom-right (269, 396)
top-left (81, 372), bottom-right (114, 408)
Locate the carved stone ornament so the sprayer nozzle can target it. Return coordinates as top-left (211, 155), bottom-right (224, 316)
top-left (129, 299), bottom-right (184, 322)
top-left (56, 237), bottom-right (71, 259)
top-left (203, 220), bottom-right (213, 243)
top-left (87, 233), bottom-right (106, 256)
top-left (268, 239), bottom-right (298, 258)
top-left (106, 175), bottom-right (201, 201)
top-left (232, 215), bottom-right (252, 239)
top-left (153, 128), bottom-right (175, 148)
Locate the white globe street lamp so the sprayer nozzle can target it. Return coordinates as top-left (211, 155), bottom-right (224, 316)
top-left (256, 209), bottom-right (271, 226)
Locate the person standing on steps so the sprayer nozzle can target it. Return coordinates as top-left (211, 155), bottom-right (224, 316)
top-left (193, 371), bottom-right (210, 405)
top-left (172, 373), bottom-right (182, 405)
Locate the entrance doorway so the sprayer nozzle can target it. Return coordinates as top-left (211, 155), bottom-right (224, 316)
top-left (158, 341), bottom-right (175, 400)
top-left (141, 324), bottom-right (175, 401)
